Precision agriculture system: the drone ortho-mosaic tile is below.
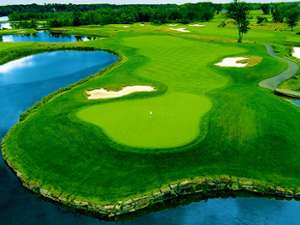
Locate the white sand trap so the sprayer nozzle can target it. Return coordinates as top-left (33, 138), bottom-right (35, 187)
top-left (292, 47), bottom-right (300, 59)
top-left (87, 85), bottom-right (155, 100)
top-left (215, 57), bottom-right (249, 68)
top-left (188, 24), bottom-right (206, 27)
top-left (123, 25), bottom-right (129, 28)
top-left (168, 24), bottom-right (178, 27)
top-left (170, 28), bottom-right (190, 33)
top-left (139, 23), bottom-right (145, 26)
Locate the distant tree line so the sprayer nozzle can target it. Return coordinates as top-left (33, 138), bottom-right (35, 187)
top-left (2, 2), bottom-right (300, 30)
top-left (248, 3), bottom-right (300, 31)
top-left (225, 1), bottom-right (300, 43)
top-left (270, 3), bottom-right (300, 30)
top-left (0, 4), bottom-right (114, 16)
top-left (3, 3), bottom-right (217, 27)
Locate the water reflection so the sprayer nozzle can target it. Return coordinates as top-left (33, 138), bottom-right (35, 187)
top-left (0, 55), bottom-right (34, 74)
top-left (0, 50), bottom-right (117, 133)
top-left (0, 50), bottom-right (118, 225)
top-left (113, 198), bottom-right (300, 225)
top-left (0, 31), bottom-right (96, 42)
top-left (0, 16), bottom-right (11, 30)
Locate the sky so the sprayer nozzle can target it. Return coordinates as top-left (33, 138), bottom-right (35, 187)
top-left (0, 0), bottom-right (299, 5)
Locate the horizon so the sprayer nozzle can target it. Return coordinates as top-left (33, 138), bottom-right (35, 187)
top-left (0, 0), bottom-right (299, 6)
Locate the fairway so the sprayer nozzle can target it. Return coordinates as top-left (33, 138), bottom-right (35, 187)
top-left (76, 35), bottom-right (246, 149)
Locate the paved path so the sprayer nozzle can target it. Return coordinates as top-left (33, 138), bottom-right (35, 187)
top-left (259, 44), bottom-right (299, 91)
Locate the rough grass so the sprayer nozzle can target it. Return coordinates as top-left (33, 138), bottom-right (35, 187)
top-left (238, 56), bottom-right (263, 67)
top-left (3, 18), bottom-right (300, 208)
top-left (279, 75), bottom-right (300, 91)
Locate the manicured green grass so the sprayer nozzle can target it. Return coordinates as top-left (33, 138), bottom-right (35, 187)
top-left (77, 92), bottom-right (211, 149)
top-left (0, 28), bottom-right (36, 36)
top-left (3, 15), bottom-right (300, 211)
top-left (77, 35), bottom-right (247, 149)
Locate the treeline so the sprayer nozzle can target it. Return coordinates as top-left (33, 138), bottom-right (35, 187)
top-left (0, 4), bottom-right (114, 16)
top-left (252, 3), bottom-right (300, 30)
top-left (2, 2), bottom-right (300, 28)
top-left (269, 3), bottom-right (300, 23)
top-left (6, 3), bottom-right (216, 27)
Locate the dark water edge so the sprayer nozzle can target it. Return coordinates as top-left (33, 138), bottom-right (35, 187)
top-left (1, 46), bottom-right (300, 225)
top-left (0, 31), bottom-right (95, 42)
top-left (290, 100), bottom-right (300, 106)
top-left (0, 50), bottom-right (118, 225)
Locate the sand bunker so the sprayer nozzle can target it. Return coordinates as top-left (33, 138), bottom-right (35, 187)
top-left (188, 24), bottom-right (206, 27)
top-left (292, 47), bottom-right (300, 59)
top-left (87, 85), bottom-right (155, 100)
top-left (168, 24), bottom-right (178, 27)
top-left (170, 28), bottom-right (190, 33)
top-left (0, 22), bottom-right (11, 29)
top-left (215, 57), bottom-right (249, 68)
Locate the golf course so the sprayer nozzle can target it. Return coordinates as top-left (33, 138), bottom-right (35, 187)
top-left (2, 5), bottom-right (300, 219)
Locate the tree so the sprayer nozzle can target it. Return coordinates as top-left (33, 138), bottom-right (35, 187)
top-left (3, 3), bottom-right (217, 27)
top-left (257, 15), bottom-right (267, 24)
top-left (228, 0), bottom-right (250, 43)
top-left (286, 9), bottom-right (299, 31)
top-left (261, 4), bottom-right (270, 15)
top-left (72, 12), bottom-right (81, 26)
top-left (271, 5), bottom-right (284, 23)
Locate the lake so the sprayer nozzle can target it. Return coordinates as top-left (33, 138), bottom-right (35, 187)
top-left (0, 31), bottom-right (94, 42)
top-left (1, 36), bottom-right (300, 225)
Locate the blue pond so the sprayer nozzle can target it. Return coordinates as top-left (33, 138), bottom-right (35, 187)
top-left (0, 31), bottom-right (93, 42)
top-left (290, 100), bottom-right (300, 106)
top-left (1, 41), bottom-right (300, 225)
top-left (0, 51), bottom-right (117, 136)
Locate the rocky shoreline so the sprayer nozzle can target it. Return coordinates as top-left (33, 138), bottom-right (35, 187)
top-left (4, 157), bottom-right (300, 220)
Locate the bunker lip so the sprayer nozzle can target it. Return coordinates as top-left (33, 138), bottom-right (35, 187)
top-left (215, 57), bottom-right (249, 68)
top-left (86, 85), bottom-right (155, 99)
top-left (170, 28), bottom-right (190, 33)
top-left (188, 24), bottom-right (206, 27)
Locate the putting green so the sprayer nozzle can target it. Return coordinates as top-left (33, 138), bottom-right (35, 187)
top-left (77, 92), bottom-right (211, 149)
